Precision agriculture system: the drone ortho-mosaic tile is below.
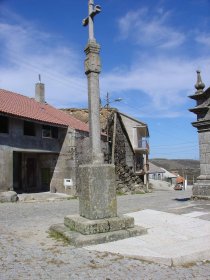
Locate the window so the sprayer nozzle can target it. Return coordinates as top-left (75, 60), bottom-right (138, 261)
top-left (24, 121), bottom-right (36, 136)
top-left (42, 125), bottom-right (51, 138)
top-left (52, 127), bottom-right (58, 138)
top-left (42, 125), bottom-right (58, 138)
top-left (0, 116), bottom-right (9, 133)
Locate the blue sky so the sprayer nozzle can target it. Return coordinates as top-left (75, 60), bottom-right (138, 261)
top-left (1, 0), bottom-right (210, 159)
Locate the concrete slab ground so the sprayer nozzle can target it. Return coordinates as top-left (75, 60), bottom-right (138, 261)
top-left (85, 209), bottom-right (210, 266)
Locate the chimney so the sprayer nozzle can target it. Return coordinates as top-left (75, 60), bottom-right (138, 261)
top-left (35, 74), bottom-right (45, 103)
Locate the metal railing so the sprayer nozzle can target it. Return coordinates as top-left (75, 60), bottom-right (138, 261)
top-left (138, 138), bottom-right (149, 151)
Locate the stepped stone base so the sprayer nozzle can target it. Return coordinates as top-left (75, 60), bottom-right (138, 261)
top-left (49, 164), bottom-right (147, 247)
top-left (49, 214), bottom-right (147, 247)
top-left (192, 181), bottom-right (210, 200)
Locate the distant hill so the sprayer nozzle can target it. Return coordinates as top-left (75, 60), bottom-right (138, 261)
top-left (150, 159), bottom-right (200, 184)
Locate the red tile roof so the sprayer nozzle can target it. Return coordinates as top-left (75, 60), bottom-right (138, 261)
top-left (0, 89), bottom-right (89, 132)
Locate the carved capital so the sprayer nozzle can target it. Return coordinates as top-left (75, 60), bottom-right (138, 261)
top-left (84, 41), bottom-right (101, 74)
top-left (84, 41), bottom-right (100, 55)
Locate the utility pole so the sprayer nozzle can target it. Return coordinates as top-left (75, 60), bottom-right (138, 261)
top-left (105, 92), bottom-right (122, 163)
top-left (106, 92), bottom-right (110, 162)
top-left (106, 92), bottom-right (110, 108)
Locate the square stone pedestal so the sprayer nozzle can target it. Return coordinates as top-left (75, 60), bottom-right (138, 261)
top-left (49, 164), bottom-right (147, 247)
top-left (192, 179), bottom-right (210, 199)
top-left (79, 164), bottom-right (117, 219)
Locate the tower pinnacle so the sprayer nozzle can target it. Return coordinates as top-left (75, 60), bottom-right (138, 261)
top-left (195, 70), bottom-right (205, 93)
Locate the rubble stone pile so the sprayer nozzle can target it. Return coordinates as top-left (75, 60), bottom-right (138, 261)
top-left (115, 165), bottom-right (146, 194)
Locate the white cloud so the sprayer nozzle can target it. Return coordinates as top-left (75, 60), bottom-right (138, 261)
top-left (106, 7), bottom-right (210, 118)
top-left (195, 33), bottom-right (210, 47)
top-left (101, 55), bottom-right (210, 118)
top-left (1, 6), bottom-right (210, 120)
top-left (0, 10), bottom-right (87, 107)
top-left (117, 8), bottom-right (185, 49)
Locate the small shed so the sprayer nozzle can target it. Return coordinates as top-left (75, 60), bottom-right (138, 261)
top-left (148, 162), bottom-right (165, 180)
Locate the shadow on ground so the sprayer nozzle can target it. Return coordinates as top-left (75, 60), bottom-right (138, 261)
top-left (173, 197), bottom-right (191, 202)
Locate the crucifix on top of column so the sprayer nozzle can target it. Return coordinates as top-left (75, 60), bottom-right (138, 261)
top-left (82, 0), bottom-right (101, 42)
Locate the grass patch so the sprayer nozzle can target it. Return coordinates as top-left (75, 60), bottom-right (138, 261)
top-left (48, 230), bottom-right (70, 245)
top-left (116, 191), bottom-right (125, 196)
top-left (67, 196), bottom-right (78, 200)
top-left (203, 260), bottom-right (210, 264)
top-left (180, 262), bottom-right (197, 268)
top-left (135, 191), bottom-right (146, 195)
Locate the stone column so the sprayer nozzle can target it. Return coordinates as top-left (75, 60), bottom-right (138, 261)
top-left (193, 128), bottom-right (210, 198)
top-left (84, 42), bottom-right (104, 164)
top-left (78, 40), bottom-right (117, 219)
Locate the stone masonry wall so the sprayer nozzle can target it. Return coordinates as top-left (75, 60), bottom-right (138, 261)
top-left (199, 130), bottom-right (210, 176)
top-left (0, 147), bottom-right (13, 191)
top-left (50, 127), bottom-right (78, 195)
top-left (108, 114), bottom-right (145, 194)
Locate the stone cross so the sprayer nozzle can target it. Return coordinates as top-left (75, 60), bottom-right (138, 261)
top-left (82, 0), bottom-right (101, 42)
top-left (48, 0), bottom-right (145, 246)
top-left (83, 0), bottom-right (103, 164)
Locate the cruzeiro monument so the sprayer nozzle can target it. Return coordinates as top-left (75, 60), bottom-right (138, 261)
top-left (50, 0), bottom-right (146, 246)
top-left (189, 70), bottom-right (210, 199)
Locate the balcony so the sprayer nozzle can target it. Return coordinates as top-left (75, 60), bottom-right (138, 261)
top-left (134, 138), bottom-right (149, 154)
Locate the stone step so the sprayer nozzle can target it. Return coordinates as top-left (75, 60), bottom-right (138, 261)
top-left (49, 223), bottom-right (147, 247)
top-left (64, 214), bottom-right (134, 235)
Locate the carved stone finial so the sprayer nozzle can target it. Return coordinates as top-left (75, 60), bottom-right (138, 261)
top-left (195, 70), bottom-right (205, 92)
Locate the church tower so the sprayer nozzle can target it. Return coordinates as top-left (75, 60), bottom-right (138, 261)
top-left (189, 70), bottom-right (210, 198)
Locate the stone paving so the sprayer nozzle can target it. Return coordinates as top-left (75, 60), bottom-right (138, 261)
top-left (86, 209), bottom-right (210, 266)
top-left (0, 188), bottom-right (210, 279)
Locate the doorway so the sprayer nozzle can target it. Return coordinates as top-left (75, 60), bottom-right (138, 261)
top-left (13, 152), bottom-right (55, 193)
top-left (26, 157), bottom-right (37, 192)
top-left (13, 152), bottom-right (38, 193)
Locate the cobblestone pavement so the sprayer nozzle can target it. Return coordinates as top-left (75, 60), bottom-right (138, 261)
top-left (0, 188), bottom-right (210, 279)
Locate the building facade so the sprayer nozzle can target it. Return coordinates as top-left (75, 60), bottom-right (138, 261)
top-left (0, 85), bottom-right (90, 195)
top-left (63, 108), bottom-right (150, 190)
